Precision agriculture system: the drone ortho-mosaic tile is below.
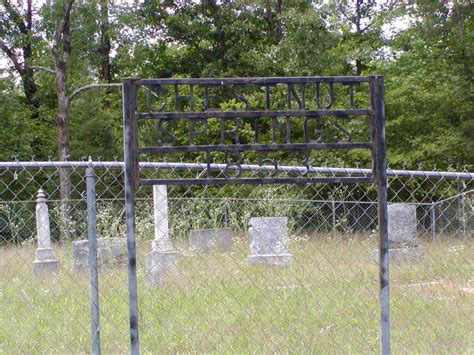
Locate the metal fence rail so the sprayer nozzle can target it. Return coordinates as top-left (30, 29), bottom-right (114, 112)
top-left (1, 160), bottom-right (473, 178)
top-left (0, 161), bottom-right (472, 353)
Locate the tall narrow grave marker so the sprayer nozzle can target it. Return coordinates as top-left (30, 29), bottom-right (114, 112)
top-left (33, 189), bottom-right (59, 276)
top-left (145, 185), bottom-right (178, 287)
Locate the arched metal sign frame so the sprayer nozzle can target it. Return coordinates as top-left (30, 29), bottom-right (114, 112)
top-left (122, 76), bottom-right (389, 354)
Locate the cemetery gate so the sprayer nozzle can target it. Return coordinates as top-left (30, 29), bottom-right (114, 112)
top-left (122, 76), bottom-right (389, 354)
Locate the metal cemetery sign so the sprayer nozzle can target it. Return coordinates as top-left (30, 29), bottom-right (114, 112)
top-left (122, 76), bottom-right (390, 354)
top-left (123, 76), bottom-right (384, 185)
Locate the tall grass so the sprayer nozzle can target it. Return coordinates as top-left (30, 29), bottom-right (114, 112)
top-left (1, 234), bottom-right (472, 353)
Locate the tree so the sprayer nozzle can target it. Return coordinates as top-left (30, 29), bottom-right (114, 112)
top-left (49, 0), bottom-right (74, 208)
top-left (322, 0), bottom-right (398, 75)
top-left (99, 0), bottom-right (112, 84)
top-left (0, 0), bottom-right (40, 117)
top-left (0, 0), bottom-right (471, 170)
top-left (381, 0), bottom-right (474, 167)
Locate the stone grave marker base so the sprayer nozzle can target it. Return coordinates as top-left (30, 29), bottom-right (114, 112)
top-left (371, 247), bottom-right (426, 263)
top-left (33, 259), bottom-right (59, 276)
top-left (145, 250), bottom-right (179, 287)
top-left (248, 253), bottom-right (294, 266)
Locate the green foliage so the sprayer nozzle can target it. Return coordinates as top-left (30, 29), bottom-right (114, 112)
top-left (0, 0), bottom-right (472, 168)
top-left (379, 0), bottom-right (474, 168)
top-left (69, 89), bottom-right (123, 160)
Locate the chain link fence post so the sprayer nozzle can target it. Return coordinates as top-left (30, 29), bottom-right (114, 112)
top-left (86, 158), bottom-right (101, 355)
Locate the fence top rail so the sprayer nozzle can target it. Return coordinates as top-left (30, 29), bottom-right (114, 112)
top-left (0, 161), bottom-right (473, 180)
top-left (135, 76), bottom-right (376, 86)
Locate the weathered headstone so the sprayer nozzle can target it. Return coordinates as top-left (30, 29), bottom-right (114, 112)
top-left (72, 237), bottom-right (127, 270)
top-left (371, 203), bottom-right (425, 262)
top-left (190, 228), bottom-right (233, 252)
top-left (145, 185), bottom-right (178, 287)
top-left (388, 203), bottom-right (418, 248)
top-left (247, 217), bottom-right (293, 265)
top-left (33, 189), bottom-right (59, 276)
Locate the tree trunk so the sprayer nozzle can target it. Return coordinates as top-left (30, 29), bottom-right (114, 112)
top-left (54, 58), bottom-right (72, 240)
top-left (23, 0), bottom-right (39, 116)
top-left (1, 0), bottom-right (39, 118)
top-left (265, 0), bottom-right (283, 44)
top-left (99, 0), bottom-right (112, 83)
top-left (275, 0), bottom-right (282, 42)
top-left (55, 72), bottom-right (70, 162)
top-left (452, 0), bottom-right (471, 84)
top-left (52, 0), bottom-right (75, 239)
top-left (57, 98), bottom-right (71, 239)
top-left (355, 0), bottom-right (363, 75)
top-left (22, 68), bottom-right (39, 116)
top-left (99, 0), bottom-right (112, 107)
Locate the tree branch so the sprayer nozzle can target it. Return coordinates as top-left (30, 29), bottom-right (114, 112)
top-left (338, 4), bottom-right (355, 25)
top-left (361, 23), bottom-right (373, 33)
top-left (30, 65), bottom-right (55, 74)
top-left (52, 0), bottom-right (75, 68)
top-left (26, 0), bottom-right (32, 31)
top-left (68, 82), bottom-right (122, 101)
top-left (55, 0), bottom-right (75, 41)
top-left (0, 39), bottom-right (23, 74)
top-left (2, 0), bottom-right (28, 34)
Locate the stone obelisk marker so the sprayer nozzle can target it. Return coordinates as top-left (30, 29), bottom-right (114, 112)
top-left (33, 189), bottom-right (59, 276)
top-left (145, 185), bottom-right (178, 287)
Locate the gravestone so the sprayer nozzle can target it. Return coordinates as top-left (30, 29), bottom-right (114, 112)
top-left (33, 189), bottom-right (59, 276)
top-left (189, 228), bottom-right (233, 252)
top-left (371, 203), bottom-right (425, 262)
top-left (247, 217), bottom-right (293, 265)
top-left (72, 237), bottom-right (127, 270)
top-left (145, 185), bottom-right (178, 287)
top-left (388, 203), bottom-right (418, 248)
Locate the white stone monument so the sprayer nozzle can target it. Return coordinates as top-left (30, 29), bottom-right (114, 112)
top-left (145, 185), bottom-right (178, 287)
top-left (247, 217), bottom-right (293, 265)
top-left (33, 189), bottom-right (59, 276)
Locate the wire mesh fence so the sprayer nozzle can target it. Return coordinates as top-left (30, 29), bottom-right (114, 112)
top-left (0, 161), bottom-right (473, 353)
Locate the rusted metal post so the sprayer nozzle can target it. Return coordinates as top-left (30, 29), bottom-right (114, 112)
top-left (371, 76), bottom-right (390, 354)
top-left (123, 78), bottom-right (139, 354)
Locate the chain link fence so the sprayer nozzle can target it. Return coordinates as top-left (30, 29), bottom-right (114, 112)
top-left (1, 161), bottom-right (473, 353)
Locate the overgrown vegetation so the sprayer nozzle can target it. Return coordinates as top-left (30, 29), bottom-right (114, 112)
top-left (1, 235), bottom-right (472, 353)
top-left (0, 1), bottom-right (472, 168)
